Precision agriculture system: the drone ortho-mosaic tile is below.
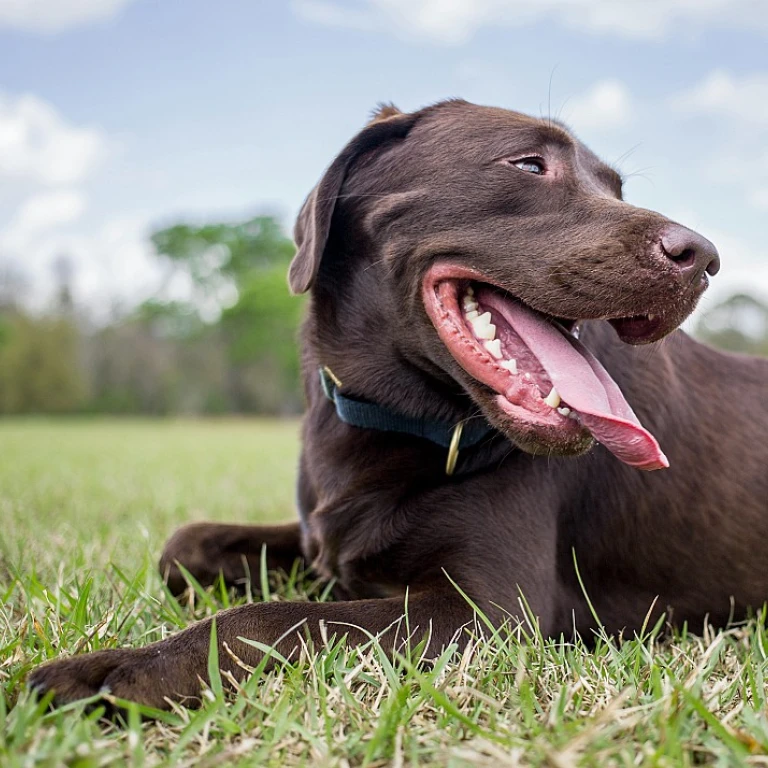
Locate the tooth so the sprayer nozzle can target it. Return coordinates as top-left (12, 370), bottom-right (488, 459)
top-left (524, 372), bottom-right (531, 380)
top-left (500, 358), bottom-right (518, 374)
top-left (465, 310), bottom-right (479, 320)
top-left (462, 296), bottom-right (478, 312)
top-left (544, 387), bottom-right (561, 408)
top-left (466, 285), bottom-right (474, 296)
top-left (568, 411), bottom-right (580, 421)
top-left (648, 313), bottom-right (655, 321)
top-left (484, 339), bottom-right (502, 359)
top-left (470, 312), bottom-right (496, 340)
top-left (571, 325), bottom-right (580, 339)
top-left (557, 406), bottom-right (571, 416)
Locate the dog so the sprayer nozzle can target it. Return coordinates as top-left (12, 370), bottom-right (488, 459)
top-left (31, 99), bottom-right (768, 711)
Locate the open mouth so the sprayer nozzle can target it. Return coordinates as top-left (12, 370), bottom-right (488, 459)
top-left (422, 265), bottom-right (669, 471)
top-left (609, 314), bottom-right (666, 344)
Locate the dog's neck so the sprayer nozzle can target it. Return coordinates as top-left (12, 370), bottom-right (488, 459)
top-left (317, 364), bottom-right (496, 475)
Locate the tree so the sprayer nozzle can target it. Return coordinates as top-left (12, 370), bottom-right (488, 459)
top-left (0, 262), bottom-right (29, 311)
top-left (147, 214), bottom-right (304, 413)
top-left (221, 262), bottom-right (305, 413)
top-left (695, 293), bottom-right (768, 356)
top-left (0, 312), bottom-right (85, 413)
top-left (151, 215), bottom-right (296, 319)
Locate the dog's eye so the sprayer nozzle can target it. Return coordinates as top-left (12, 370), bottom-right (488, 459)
top-left (512, 158), bottom-right (545, 175)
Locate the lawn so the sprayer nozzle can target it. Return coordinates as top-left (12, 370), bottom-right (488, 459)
top-left (2, 419), bottom-right (768, 766)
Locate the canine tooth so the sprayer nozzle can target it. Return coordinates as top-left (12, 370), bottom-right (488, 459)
top-left (544, 387), bottom-right (561, 408)
top-left (500, 358), bottom-right (518, 374)
top-left (557, 406), bottom-right (571, 416)
top-left (484, 339), bottom-right (502, 359)
top-left (470, 312), bottom-right (496, 340)
top-left (465, 310), bottom-right (479, 320)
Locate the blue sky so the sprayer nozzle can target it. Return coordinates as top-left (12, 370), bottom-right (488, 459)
top-left (0, 0), bottom-right (766, 319)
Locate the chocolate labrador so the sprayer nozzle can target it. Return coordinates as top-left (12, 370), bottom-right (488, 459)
top-left (31, 99), bottom-right (766, 711)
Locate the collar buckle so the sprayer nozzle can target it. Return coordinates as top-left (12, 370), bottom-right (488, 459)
top-left (445, 420), bottom-right (465, 476)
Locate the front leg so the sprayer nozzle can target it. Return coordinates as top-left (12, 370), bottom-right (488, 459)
top-left (159, 522), bottom-right (304, 596)
top-left (29, 589), bottom-right (475, 709)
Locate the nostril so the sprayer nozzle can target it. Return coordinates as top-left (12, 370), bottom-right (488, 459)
top-left (666, 246), bottom-right (696, 269)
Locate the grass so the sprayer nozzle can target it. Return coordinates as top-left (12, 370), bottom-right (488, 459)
top-left (2, 419), bottom-right (768, 766)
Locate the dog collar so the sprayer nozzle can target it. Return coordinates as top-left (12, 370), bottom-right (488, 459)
top-left (319, 366), bottom-right (495, 475)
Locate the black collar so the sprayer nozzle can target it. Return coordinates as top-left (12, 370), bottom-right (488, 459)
top-left (319, 366), bottom-right (496, 475)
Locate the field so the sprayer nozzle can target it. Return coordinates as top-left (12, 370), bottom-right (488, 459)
top-left (2, 419), bottom-right (768, 766)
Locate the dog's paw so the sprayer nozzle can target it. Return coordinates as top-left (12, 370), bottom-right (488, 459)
top-left (29, 649), bottom-right (133, 707)
top-left (28, 646), bottom-right (192, 711)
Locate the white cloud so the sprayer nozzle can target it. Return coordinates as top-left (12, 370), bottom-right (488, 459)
top-left (60, 217), bottom-right (160, 312)
top-left (563, 80), bottom-right (634, 132)
top-left (293, 0), bottom-right (768, 44)
top-left (1, 212), bottom-right (161, 315)
top-left (4, 189), bottom-right (87, 248)
top-left (0, 91), bottom-right (128, 313)
top-left (0, 0), bottom-right (136, 34)
top-left (674, 70), bottom-right (768, 124)
top-left (0, 92), bottom-right (109, 186)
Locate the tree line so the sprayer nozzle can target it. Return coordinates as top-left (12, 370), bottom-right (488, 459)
top-left (0, 215), bottom-right (304, 416)
top-left (0, 214), bottom-right (766, 416)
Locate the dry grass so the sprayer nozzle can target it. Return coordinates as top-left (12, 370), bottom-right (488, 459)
top-left (2, 418), bottom-right (768, 766)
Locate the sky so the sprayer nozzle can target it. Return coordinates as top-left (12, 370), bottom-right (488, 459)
top-left (0, 0), bottom-right (767, 321)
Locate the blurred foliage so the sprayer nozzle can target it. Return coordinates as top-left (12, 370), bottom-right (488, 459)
top-left (152, 216), bottom-right (294, 279)
top-left (695, 293), bottom-right (768, 356)
top-left (221, 263), bottom-right (304, 412)
top-left (146, 215), bottom-right (304, 413)
top-left (0, 315), bottom-right (10, 348)
top-left (0, 215), bottom-right (304, 416)
top-left (1, 211), bottom-right (766, 417)
top-left (0, 312), bottom-right (85, 413)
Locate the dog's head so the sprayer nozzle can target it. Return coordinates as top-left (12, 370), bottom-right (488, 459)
top-left (290, 100), bottom-right (719, 470)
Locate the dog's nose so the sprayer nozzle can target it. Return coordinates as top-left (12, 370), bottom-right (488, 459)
top-left (660, 225), bottom-right (720, 279)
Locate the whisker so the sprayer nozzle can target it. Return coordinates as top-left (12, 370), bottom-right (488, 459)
top-left (613, 143), bottom-right (643, 169)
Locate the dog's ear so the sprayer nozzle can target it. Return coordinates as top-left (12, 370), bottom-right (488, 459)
top-left (288, 105), bottom-right (417, 294)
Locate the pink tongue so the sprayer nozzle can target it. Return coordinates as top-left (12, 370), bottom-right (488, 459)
top-left (494, 300), bottom-right (668, 471)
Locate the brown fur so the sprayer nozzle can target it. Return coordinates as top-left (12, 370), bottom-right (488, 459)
top-left (30, 100), bottom-right (763, 711)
